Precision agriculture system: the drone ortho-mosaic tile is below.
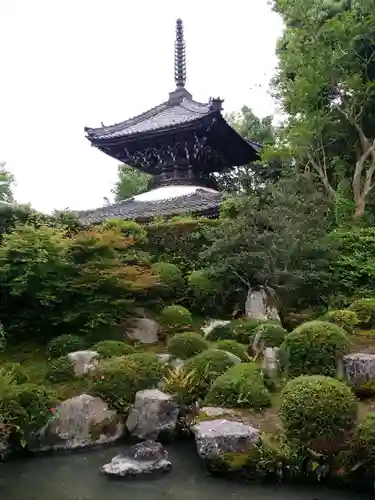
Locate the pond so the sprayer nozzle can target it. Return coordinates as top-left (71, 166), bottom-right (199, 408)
top-left (0, 441), bottom-right (371, 500)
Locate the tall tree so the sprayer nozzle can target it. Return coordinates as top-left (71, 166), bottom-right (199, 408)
top-left (0, 162), bottom-right (14, 204)
top-left (273, 0), bottom-right (375, 219)
top-left (112, 164), bottom-right (151, 202)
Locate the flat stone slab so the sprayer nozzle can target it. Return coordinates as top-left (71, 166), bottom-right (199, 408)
top-left (343, 352), bottom-right (375, 384)
top-left (192, 419), bottom-right (260, 461)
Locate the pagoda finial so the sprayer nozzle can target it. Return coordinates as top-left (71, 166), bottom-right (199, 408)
top-left (174, 18), bottom-right (186, 88)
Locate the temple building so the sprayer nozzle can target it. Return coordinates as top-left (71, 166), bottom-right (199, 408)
top-left (78, 19), bottom-right (261, 224)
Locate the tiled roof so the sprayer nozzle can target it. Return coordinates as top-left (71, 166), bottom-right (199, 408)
top-left (75, 188), bottom-right (222, 224)
top-left (85, 98), bottom-right (215, 141)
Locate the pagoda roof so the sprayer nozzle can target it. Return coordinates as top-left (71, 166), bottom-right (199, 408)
top-left (75, 185), bottom-right (222, 224)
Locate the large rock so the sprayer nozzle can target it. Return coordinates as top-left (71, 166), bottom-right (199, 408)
top-left (0, 433), bottom-right (12, 460)
top-left (192, 419), bottom-right (260, 462)
top-left (102, 440), bottom-right (171, 478)
top-left (31, 394), bottom-right (124, 452)
top-left (261, 347), bottom-right (280, 378)
top-left (68, 350), bottom-right (99, 376)
top-left (127, 318), bottom-right (159, 344)
top-left (126, 389), bottom-right (179, 440)
top-left (202, 319), bottom-right (231, 338)
top-left (245, 286), bottom-right (280, 322)
top-left (343, 353), bottom-right (375, 385)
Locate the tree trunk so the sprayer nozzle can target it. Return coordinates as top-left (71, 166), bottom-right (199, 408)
top-left (354, 196), bottom-right (365, 219)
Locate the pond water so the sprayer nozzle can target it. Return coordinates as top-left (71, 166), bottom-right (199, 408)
top-left (0, 441), bottom-right (370, 500)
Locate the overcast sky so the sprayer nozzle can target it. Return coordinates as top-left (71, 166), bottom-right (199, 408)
top-left (0, 0), bottom-right (283, 213)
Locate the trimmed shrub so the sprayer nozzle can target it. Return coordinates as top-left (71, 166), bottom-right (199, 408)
top-left (204, 363), bottom-right (271, 410)
top-left (205, 323), bottom-right (234, 342)
top-left (349, 299), bottom-right (375, 329)
top-left (187, 269), bottom-right (223, 314)
top-left (47, 356), bottom-right (75, 383)
top-left (92, 340), bottom-right (135, 359)
top-left (160, 305), bottom-right (192, 330)
top-left (252, 323), bottom-right (287, 347)
top-left (168, 332), bottom-right (209, 360)
top-left (231, 318), bottom-right (275, 344)
top-left (90, 352), bottom-right (163, 411)
top-left (183, 349), bottom-right (234, 400)
top-left (214, 340), bottom-right (249, 362)
top-left (357, 412), bottom-right (375, 462)
top-left (324, 309), bottom-right (358, 333)
top-left (100, 218), bottom-right (147, 244)
top-left (47, 334), bottom-right (88, 359)
top-left (280, 375), bottom-right (356, 452)
top-left (151, 262), bottom-right (185, 298)
top-left (280, 321), bottom-right (350, 377)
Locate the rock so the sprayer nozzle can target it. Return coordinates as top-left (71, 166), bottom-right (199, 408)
top-left (261, 347), bottom-right (280, 378)
top-left (157, 353), bottom-right (172, 364)
top-left (67, 350), bottom-right (99, 376)
top-left (199, 407), bottom-right (236, 419)
top-left (102, 440), bottom-right (171, 478)
top-left (245, 286), bottom-right (280, 322)
top-left (170, 358), bottom-right (184, 369)
top-left (127, 318), bottom-right (159, 344)
top-left (126, 389), bottom-right (179, 440)
top-left (0, 432), bottom-right (12, 460)
top-left (192, 419), bottom-right (260, 462)
top-left (343, 353), bottom-right (375, 385)
top-left (31, 394), bottom-right (124, 452)
top-left (202, 319), bottom-right (231, 338)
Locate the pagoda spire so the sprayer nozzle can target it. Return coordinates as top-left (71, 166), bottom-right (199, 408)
top-left (174, 18), bottom-right (186, 88)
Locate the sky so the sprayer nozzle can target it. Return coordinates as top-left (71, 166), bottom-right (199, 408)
top-left (0, 0), bottom-right (284, 214)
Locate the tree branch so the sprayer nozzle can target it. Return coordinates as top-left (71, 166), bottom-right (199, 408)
top-left (307, 153), bottom-right (336, 197)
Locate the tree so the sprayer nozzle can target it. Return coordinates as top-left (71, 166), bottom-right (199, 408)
top-left (273, 0), bottom-right (375, 219)
top-left (112, 164), bottom-right (152, 201)
top-left (0, 162), bottom-right (14, 204)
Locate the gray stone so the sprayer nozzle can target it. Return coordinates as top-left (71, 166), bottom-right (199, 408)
top-left (170, 358), bottom-right (184, 369)
top-left (245, 287), bottom-right (280, 322)
top-left (157, 353), bottom-right (172, 364)
top-left (261, 347), bottom-right (280, 378)
top-left (67, 350), bottom-right (99, 376)
top-left (126, 389), bottom-right (179, 440)
top-left (192, 419), bottom-right (260, 461)
top-left (127, 318), bottom-right (159, 344)
top-left (199, 407), bottom-right (236, 418)
top-left (343, 352), bottom-right (375, 385)
top-left (31, 394), bottom-right (124, 452)
top-left (102, 441), bottom-right (171, 478)
top-left (202, 319), bottom-right (231, 338)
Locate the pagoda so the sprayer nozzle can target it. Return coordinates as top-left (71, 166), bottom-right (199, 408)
top-left (78, 19), bottom-right (261, 224)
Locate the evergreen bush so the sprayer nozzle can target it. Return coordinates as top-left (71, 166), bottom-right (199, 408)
top-left (357, 412), bottom-right (375, 462)
top-left (231, 318), bottom-right (272, 344)
top-left (91, 340), bottom-right (135, 359)
top-left (160, 305), bottom-right (192, 330)
top-left (349, 299), bottom-right (375, 329)
top-left (280, 320), bottom-right (350, 377)
top-left (214, 340), bottom-right (249, 362)
top-left (167, 332), bottom-right (209, 360)
top-left (205, 323), bottom-right (234, 341)
top-left (47, 356), bottom-right (75, 383)
top-left (280, 375), bottom-right (357, 452)
top-left (252, 322), bottom-right (287, 347)
top-left (324, 309), bottom-right (358, 333)
top-left (90, 352), bottom-right (163, 411)
top-left (47, 334), bottom-right (88, 359)
top-left (151, 262), bottom-right (185, 298)
top-left (204, 363), bottom-right (271, 409)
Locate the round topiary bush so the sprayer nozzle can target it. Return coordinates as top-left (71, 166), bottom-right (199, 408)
top-left (324, 309), bottom-right (358, 333)
top-left (357, 412), bottom-right (375, 462)
top-left (160, 305), bottom-right (192, 330)
top-left (151, 262), bottom-right (185, 298)
top-left (252, 322), bottom-right (287, 348)
top-left (204, 363), bottom-right (271, 409)
top-left (280, 320), bottom-right (350, 377)
top-left (231, 318), bottom-right (274, 344)
top-left (47, 356), bottom-right (75, 383)
top-left (183, 349), bottom-right (235, 400)
top-left (101, 218), bottom-right (147, 243)
top-left (47, 334), bottom-right (88, 359)
top-left (205, 323), bottom-right (234, 342)
top-left (90, 352), bottom-right (163, 411)
top-left (214, 340), bottom-right (249, 362)
top-left (91, 340), bottom-right (135, 359)
top-left (168, 332), bottom-right (209, 360)
top-left (280, 375), bottom-right (357, 452)
top-left (349, 298), bottom-right (375, 329)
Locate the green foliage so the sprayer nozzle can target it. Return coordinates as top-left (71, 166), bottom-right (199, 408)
top-left (91, 340), bottom-right (135, 359)
top-left (252, 322), bottom-right (287, 347)
top-left (0, 322), bottom-right (7, 352)
top-left (160, 366), bottom-right (199, 407)
top-left (1, 362), bottom-right (28, 384)
top-left (47, 335), bottom-right (88, 359)
top-left (187, 269), bottom-right (223, 314)
top-left (357, 412), bottom-right (375, 463)
top-left (47, 356), bottom-right (75, 383)
top-left (112, 164), bottom-right (151, 201)
top-left (183, 349), bottom-right (235, 400)
top-left (167, 332), bottom-right (209, 360)
top-left (349, 298), bottom-right (375, 329)
top-left (90, 352), bottom-right (163, 411)
top-left (205, 323), bottom-right (234, 342)
top-left (324, 309), bottom-right (358, 333)
top-left (160, 305), bottom-right (192, 330)
top-left (231, 318), bottom-right (271, 344)
top-left (214, 340), bottom-right (249, 362)
top-left (100, 218), bottom-right (147, 244)
top-left (204, 362), bottom-right (271, 409)
top-left (281, 320), bottom-right (350, 377)
top-left (280, 375), bottom-right (357, 452)
top-left (151, 262), bottom-right (185, 299)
